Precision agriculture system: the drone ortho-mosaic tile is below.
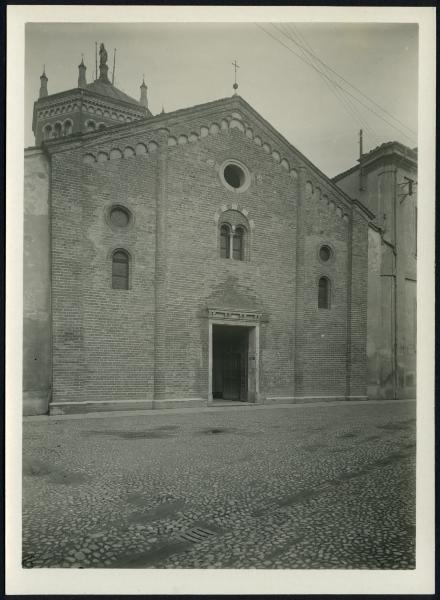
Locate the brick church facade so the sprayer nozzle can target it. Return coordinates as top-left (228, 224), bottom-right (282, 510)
top-left (24, 48), bottom-right (374, 415)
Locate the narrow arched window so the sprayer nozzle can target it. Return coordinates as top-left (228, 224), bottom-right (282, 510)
top-left (318, 277), bottom-right (330, 309)
top-left (54, 122), bottom-right (62, 138)
top-left (233, 227), bottom-right (244, 261)
top-left (86, 120), bottom-right (96, 133)
top-left (43, 124), bottom-right (52, 140)
top-left (112, 250), bottom-right (129, 290)
top-left (64, 120), bottom-right (73, 136)
top-left (220, 225), bottom-right (230, 259)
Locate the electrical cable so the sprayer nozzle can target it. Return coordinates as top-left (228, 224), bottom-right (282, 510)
top-left (257, 23), bottom-right (416, 145)
top-left (285, 23), bottom-right (417, 136)
top-left (276, 23), bottom-right (378, 138)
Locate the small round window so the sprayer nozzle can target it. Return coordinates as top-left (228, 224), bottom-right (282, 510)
top-left (319, 245), bottom-right (332, 262)
top-left (110, 206), bottom-right (130, 228)
top-left (224, 164), bottom-right (245, 188)
top-left (220, 160), bottom-right (250, 192)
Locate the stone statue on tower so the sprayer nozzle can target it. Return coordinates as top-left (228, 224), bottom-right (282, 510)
top-left (98, 43), bottom-right (110, 82)
top-left (99, 43), bottom-right (108, 66)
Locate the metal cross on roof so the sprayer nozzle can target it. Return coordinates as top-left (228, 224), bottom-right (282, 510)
top-left (232, 60), bottom-right (240, 93)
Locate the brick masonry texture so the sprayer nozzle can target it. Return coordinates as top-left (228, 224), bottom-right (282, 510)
top-left (30, 96), bottom-right (371, 412)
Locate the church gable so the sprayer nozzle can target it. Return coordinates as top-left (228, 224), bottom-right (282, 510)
top-left (74, 95), bottom-right (363, 228)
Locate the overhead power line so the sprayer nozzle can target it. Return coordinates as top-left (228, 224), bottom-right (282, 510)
top-left (286, 23), bottom-right (380, 137)
top-left (268, 23), bottom-right (415, 144)
top-left (275, 23), bottom-right (379, 138)
top-left (257, 23), bottom-right (416, 145)
top-left (285, 23), bottom-right (417, 137)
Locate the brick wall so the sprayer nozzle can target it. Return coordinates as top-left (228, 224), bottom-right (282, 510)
top-left (51, 142), bottom-right (157, 407)
top-left (47, 101), bottom-right (369, 409)
top-left (23, 149), bottom-right (51, 415)
top-left (347, 206), bottom-right (369, 398)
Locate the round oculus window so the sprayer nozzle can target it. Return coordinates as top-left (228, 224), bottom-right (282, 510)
top-left (220, 160), bottom-right (250, 192)
top-left (319, 245), bottom-right (332, 262)
top-left (224, 164), bottom-right (245, 188)
top-left (110, 206), bottom-right (130, 228)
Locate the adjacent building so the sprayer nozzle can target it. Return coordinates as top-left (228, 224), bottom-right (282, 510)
top-left (334, 141), bottom-right (417, 400)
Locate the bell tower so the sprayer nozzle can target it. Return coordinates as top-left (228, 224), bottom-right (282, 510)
top-left (31, 43), bottom-right (152, 147)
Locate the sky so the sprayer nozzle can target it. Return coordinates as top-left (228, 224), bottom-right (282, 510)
top-left (25, 22), bottom-right (418, 177)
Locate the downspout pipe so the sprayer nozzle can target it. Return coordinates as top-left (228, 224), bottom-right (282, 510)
top-left (393, 167), bottom-right (398, 401)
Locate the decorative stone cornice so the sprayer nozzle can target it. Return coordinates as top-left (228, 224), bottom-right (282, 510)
top-left (207, 308), bottom-right (263, 322)
top-left (38, 93), bottom-right (355, 222)
top-left (79, 115), bottom-right (349, 224)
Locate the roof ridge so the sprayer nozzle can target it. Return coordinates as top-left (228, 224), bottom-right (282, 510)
top-left (86, 79), bottom-right (141, 107)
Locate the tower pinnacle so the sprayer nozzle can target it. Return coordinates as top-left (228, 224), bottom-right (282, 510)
top-left (140, 76), bottom-right (148, 108)
top-left (78, 56), bottom-right (87, 88)
top-left (39, 66), bottom-right (48, 98)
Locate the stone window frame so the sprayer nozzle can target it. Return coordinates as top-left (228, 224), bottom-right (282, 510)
top-left (105, 204), bottom-right (135, 232)
top-left (218, 159), bottom-right (251, 194)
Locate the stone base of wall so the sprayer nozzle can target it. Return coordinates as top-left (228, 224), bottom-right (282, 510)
top-left (50, 400), bottom-right (154, 415)
top-left (367, 384), bottom-right (417, 401)
top-left (45, 393), bottom-right (381, 416)
top-left (23, 390), bottom-right (50, 416)
top-left (264, 395), bottom-right (367, 405)
top-left (49, 398), bottom-right (207, 415)
top-left (153, 398), bottom-right (207, 410)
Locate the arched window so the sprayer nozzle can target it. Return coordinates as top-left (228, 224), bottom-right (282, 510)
top-left (43, 124), bottom-right (52, 140)
top-left (318, 277), bottom-right (331, 309)
top-left (219, 211), bottom-right (249, 261)
top-left (233, 226), bottom-right (244, 261)
top-left (112, 250), bottom-right (129, 290)
top-left (86, 120), bottom-right (96, 133)
top-left (64, 120), bottom-right (73, 136)
top-left (98, 123), bottom-right (106, 131)
top-left (54, 122), bottom-right (62, 138)
top-left (220, 225), bottom-right (230, 259)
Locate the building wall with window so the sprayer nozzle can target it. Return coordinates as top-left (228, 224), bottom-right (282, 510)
top-left (334, 142), bottom-right (417, 399)
top-left (24, 92), bottom-right (372, 415)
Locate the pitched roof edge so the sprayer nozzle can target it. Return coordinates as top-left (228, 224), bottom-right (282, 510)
top-left (369, 220), bottom-right (382, 233)
top-left (332, 164), bottom-right (359, 182)
top-left (352, 198), bottom-right (375, 221)
top-left (78, 96), bottom-right (238, 146)
top-left (233, 96), bottom-right (359, 210)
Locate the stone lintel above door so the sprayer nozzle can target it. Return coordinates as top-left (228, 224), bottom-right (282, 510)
top-left (207, 308), bottom-right (263, 323)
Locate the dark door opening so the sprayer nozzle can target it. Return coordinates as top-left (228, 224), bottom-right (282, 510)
top-left (212, 325), bottom-right (248, 401)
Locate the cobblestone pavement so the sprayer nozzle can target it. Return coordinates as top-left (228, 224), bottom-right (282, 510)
top-left (22, 400), bottom-right (416, 569)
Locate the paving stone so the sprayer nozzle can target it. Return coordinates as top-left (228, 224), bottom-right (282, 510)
top-left (22, 401), bottom-right (415, 569)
